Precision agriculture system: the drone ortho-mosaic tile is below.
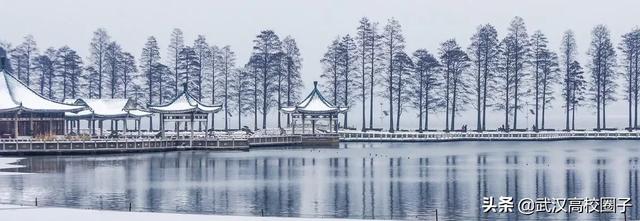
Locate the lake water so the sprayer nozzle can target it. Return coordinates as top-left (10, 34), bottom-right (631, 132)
top-left (0, 141), bottom-right (639, 220)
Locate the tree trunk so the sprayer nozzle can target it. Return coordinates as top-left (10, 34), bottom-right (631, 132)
top-left (475, 66), bottom-right (481, 132)
top-left (534, 60), bottom-right (539, 131)
top-left (418, 71), bottom-right (423, 132)
top-left (451, 73), bottom-right (458, 130)
top-left (395, 69), bottom-right (401, 131)
top-left (445, 64), bottom-right (450, 132)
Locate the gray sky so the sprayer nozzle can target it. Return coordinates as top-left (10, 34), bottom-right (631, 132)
top-left (1, 0), bottom-right (639, 130)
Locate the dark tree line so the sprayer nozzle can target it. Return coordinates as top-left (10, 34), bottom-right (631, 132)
top-left (1, 28), bottom-right (303, 131)
top-left (320, 16), bottom-right (638, 132)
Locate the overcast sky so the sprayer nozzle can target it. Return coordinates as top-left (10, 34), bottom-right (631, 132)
top-left (1, 0), bottom-right (639, 130)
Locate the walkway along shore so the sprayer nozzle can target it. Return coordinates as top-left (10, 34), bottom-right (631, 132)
top-left (0, 134), bottom-right (339, 155)
top-left (339, 130), bottom-right (640, 142)
top-left (1, 130), bottom-right (640, 155)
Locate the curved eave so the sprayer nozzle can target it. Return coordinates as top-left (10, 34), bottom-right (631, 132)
top-left (294, 109), bottom-right (344, 115)
top-left (0, 106), bottom-right (85, 113)
top-left (148, 107), bottom-right (220, 114)
top-left (65, 113), bottom-right (151, 119)
top-left (298, 110), bottom-right (342, 114)
top-left (22, 106), bottom-right (86, 113)
top-left (148, 92), bottom-right (222, 114)
top-left (3, 71), bottom-right (86, 113)
top-left (0, 107), bottom-right (22, 113)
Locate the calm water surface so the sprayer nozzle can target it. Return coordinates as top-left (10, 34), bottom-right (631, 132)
top-left (0, 141), bottom-right (639, 220)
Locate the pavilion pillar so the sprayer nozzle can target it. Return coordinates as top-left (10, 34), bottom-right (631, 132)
top-left (176, 122), bottom-right (180, 137)
top-left (76, 119), bottom-right (80, 134)
top-left (13, 111), bottom-right (18, 138)
top-left (99, 120), bottom-right (103, 137)
top-left (29, 113), bottom-right (33, 137)
top-left (150, 116), bottom-right (154, 132)
top-left (49, 118), bottom-right (53, 136)
top-left (329, 115), bottom-right (333, 134)
top-left (124, 118), bottom-right (128, 137)
top-left (302, 114), bottom-right (306, 135)
top-left (137, 119), bottom-right (141, 137)
top-left (90, 116), bottom-right (95, 136)
top-left (312, 119), bottom-right (316, 135)
top-left (190, 112), bottom-right (195, 146)
top-left (204, 119), bottom-right (209, 137)
top-left (292, 118), bottom-right (296, 135)
top-left (160, 114), bottom-right (165, 138)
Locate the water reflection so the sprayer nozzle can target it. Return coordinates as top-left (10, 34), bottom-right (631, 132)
top-left (0, 141), bottom-right (638, 220)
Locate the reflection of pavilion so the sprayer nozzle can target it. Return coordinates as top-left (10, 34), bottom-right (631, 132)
top-left (280, 81), bottom-right (347, 134)
top-left (148, 84), bottom-right (221, 138)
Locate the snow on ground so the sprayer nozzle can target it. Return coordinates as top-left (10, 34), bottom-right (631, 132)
top-left (0, 157), bottom-right (26, 175)
top-left (0, 205), bottom-right (379, 221)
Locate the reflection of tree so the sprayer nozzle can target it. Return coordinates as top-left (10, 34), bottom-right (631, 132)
top-left (388, 157), bottom-right (405, 219)
top-left (418, 157), bottom-right (435, 220)
top-left (477, 154), bottom-right (488, 221)
top-left (504, 155), bottom-right (519, 221)
top-left (594, 158), bottom-right (610, 220)
top-left (445, 155), bottom-right (459, 219)
top-left (629, 158), bottom-right (639, 220)
top-left (565, 157), bottom-right (578, 198)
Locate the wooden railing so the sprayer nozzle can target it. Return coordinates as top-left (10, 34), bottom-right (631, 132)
top-left (339, 131), bottom-right (640, 141)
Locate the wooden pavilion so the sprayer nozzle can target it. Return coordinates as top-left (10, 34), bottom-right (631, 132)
top-left (280, 81), bottom-right (347, 134)
top-left (64, 98), bottom-right (152, 137)
top-left (0, 70), bottom-right (85, 138)
top-left (148, 84), bottom-right (222, 138)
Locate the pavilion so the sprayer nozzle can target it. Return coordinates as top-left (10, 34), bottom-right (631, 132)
top-left (0, 70), bottom-right (85, 138)
top-left (280, 81), bottom-right (347, 134)
top-left (148, 84), bottom-right (221, 138)
top-left (64, 98), bottom-right (152, 137)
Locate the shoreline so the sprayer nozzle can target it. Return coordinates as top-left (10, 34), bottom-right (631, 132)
top-left (0, 130), bottom-right (639, 156)
top-left (339, 130), bottom-right (640, 142)
top-left (0, 157), bottom-right (25, 175)
top-left (0, 204), bottom-right (378, 221)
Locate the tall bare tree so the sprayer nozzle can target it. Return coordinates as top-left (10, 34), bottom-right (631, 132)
top-left (168, 28), bottom-right (184, 97)
top-left (588, 25), bottom-right (617, 130)
top-left (468, 24), bottom-right (499, 131)
top-left (411, 49), bottom-right (441, 131)
top-left (88, 28), bottom-right (110, 98)
top-left (560, 30), bottom-right (578, 130)
top-left (620, 28), bottom-right (640, 130)
top-left (381, 18), bottom-right (405, 132)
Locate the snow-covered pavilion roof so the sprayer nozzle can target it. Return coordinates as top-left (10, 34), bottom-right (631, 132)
top-left (281, 81), bottom-right (347, 114)
top-left (148, 84), bottom-right (221, 114)
top-left (64, 98), bottom-right (152, 119)
top-left (0, 70), bottom-right (85, 113)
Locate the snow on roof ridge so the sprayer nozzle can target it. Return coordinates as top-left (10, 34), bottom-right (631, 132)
top-left (281, 81), bottom-right (347, 114)
top-left (148, 85), bottom-right (221, 113)
top-left (66, 98), bottom-right (151, 118)
top-left (0, 70), bottom-right (85, 112)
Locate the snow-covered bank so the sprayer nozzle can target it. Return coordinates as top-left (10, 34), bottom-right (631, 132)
top-left (0, 157), bottom-right (25, 175)
top-left (0, 204), bottom-right (379, 221)
top-left (339, 129), bottom-right (640, 142)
